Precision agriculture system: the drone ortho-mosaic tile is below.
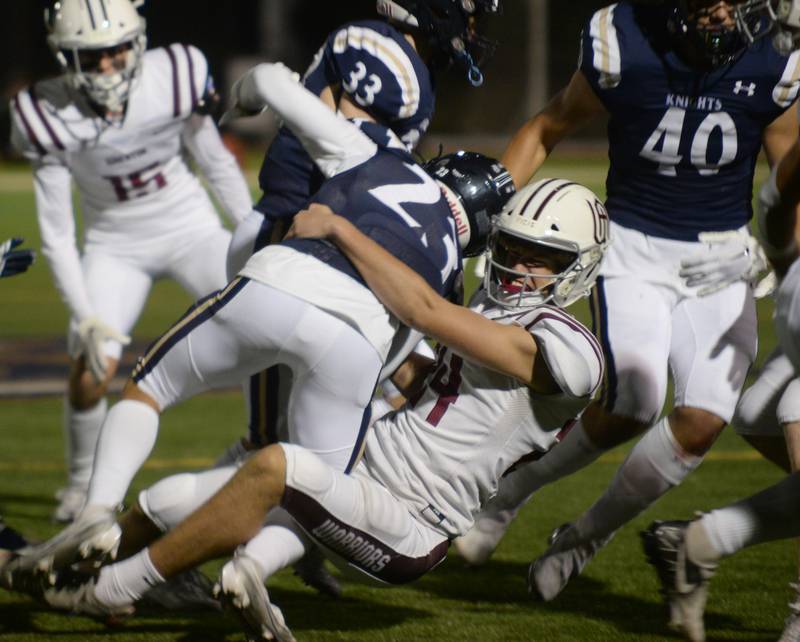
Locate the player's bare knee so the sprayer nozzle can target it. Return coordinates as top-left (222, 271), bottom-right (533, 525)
top-left (669, 406), bottom-right (726, 454)
top-left (245, 445), bottom-right (287, 494)
top-left (68, 360), bottom-right (111, 409)
top-left (122, 379), bottom-right (161, 413)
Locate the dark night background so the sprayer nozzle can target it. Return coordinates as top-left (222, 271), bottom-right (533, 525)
top-left (0, 0), bottom-right (611, 149)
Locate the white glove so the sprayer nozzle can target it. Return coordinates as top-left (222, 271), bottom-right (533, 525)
top-left (77, 317), bottom-right (131, 383)
top-left (219, 63), bottom-right (300, 126)
top-left (679, 230), bottom-right (769, 297)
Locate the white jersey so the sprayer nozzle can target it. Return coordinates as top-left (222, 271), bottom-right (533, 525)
top-left (361, 292), bottom-right (604, 538)
top-left (10, 44), bottom-right (252, 321)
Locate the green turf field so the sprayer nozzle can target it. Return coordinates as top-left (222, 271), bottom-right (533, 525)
top-left (0, 156), bottom-right (793, 641)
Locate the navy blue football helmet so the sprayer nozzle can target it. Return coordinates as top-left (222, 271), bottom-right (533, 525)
top-left (376, 0), bottom-right (501, 86)
top-left (424, 151), bottom-right (515, 257)
top-left (666, 0), bottom-right (751, 68)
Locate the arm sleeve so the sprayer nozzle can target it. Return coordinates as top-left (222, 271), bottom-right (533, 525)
top-left (32, 160), bottom-right (95, 322)
top-left (530, 316), bottom-right (604, 399)
top-left (181, 114), bottom-right (252, 225)
top-left (249, 63), bottom-right (377, 178)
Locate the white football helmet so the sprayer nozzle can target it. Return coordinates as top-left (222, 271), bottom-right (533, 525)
top-left (484, 178), bottom-right (610, 309)
top-left (736, 0), bottom-right (800, 53)
top-left (45, 0), bottom-right (147, 113)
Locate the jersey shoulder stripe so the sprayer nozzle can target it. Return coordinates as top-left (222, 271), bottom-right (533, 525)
top-left (772, 49), bottom-right (800, 108)
top-left (588, 3), bottom-right (621, 89)
top-left (523, 306), bottom-right (604, 395)
top-left (156, 44), bottom-right (208, 117)
top-left (331, 23), bottom-right (422, 119)
top-left (11, 79), bottom-right (77, 157)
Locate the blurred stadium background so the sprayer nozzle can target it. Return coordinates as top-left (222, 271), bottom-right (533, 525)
top-left (0, 1), bottom-right (793, 641)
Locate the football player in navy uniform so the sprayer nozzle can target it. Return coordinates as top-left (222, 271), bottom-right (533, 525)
top-left (453, 0), bottom-right (800, 602)
top-left (220, 0), bottom-right (502, 595)
top-left (639, 4), bottom-right (800, 641)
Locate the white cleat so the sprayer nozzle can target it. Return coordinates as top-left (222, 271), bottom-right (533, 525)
top-left (641, 520), bottom-right (716, 642)
top-left (454, 507), bottom-right (518, 566)
top-left (215, 549), bottom-right (296, 642)
top-left (528, 522), bottom-right (612, 602)
top-left (43, 576), bottom-right (134, 620)
top-left (52, 486), bottom-right (88, 524)
top-left (139, 568), bottom-right (221, 612)
top-left (4, 505), bottom-right (120, 588)
top-left (779, 580), bottom-right (800, 642)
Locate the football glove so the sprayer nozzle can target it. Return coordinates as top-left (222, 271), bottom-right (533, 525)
top-left (77, 317), bottom-right (131, 384)
top-left (0, 237), bottom-right (35, 278)
top-left (679, 229), bottom-right (770, 297)
top-left (219, 63), bottom-right (300, 126)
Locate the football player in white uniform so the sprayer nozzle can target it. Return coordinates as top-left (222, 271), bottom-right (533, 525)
top-left (10, 0), bottom-right (252, 523)
top-left (16, 179), bottom-right (609, 641)
top-left (641, 6), bottom-right (800, 642)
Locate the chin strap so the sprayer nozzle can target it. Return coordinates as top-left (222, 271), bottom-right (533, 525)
top-left (464, 52), bottom-right (484, 87)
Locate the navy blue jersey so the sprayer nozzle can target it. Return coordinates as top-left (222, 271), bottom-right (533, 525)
top-left (255, 19), bottom-right (435, 223)
top-left (580, 2), bottom-right (800, 240)
top-left (282, 137), bottom-right (461, 298)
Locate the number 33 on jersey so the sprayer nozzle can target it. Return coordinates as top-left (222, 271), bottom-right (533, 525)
top-left (580, 1), bottom-right (800, 240)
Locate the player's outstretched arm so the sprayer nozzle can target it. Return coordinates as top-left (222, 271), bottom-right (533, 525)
top-left (287, 204), bottom-right (550, 391)
top-left (501, 71), bottom-right (605, 189)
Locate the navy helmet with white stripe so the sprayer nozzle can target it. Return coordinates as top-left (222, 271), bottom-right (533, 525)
top-left (664, 0), bottom-right (750, 68)
top-left (424, 151), bottom-right (515, 257)
top-left (45, 0), bottom-right (147, 113)
top-left (485, 179), bottom-right (610, 309)
top-left (376, 0), bottom-right (501, 86)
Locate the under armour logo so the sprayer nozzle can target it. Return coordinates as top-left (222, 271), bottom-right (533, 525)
top-left (733, 81), bottom-right (756, 96)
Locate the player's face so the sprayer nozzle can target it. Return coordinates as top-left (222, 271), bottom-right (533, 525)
top-left (685, 0), bottom-right (742, 31)
top-left (496, 235), bottom-right (573, 293)
top-left (77, 42), bottom-right (133, 75)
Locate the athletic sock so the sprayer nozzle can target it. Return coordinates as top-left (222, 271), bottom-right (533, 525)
top-left (243, 508), bottom-right (307, 581)
top-left (573, 417), bottom-right (703, 543)
top-left (94, 548), bottom-right (164, 607)
top-left (64, 398), bottom-right (108, 489)
top-left (699, 472), bottom-right (800, 557)
top-left (87, 400), bottom-right (160, 508)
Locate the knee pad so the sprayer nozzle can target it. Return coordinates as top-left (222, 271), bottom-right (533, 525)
top-left (138, 465), bottom-right (238, 531)
top-left (606, 353), bottom-right (666, 425)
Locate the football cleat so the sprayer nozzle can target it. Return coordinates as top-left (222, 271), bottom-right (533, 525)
top-left (4, 505), bottom-right (120, 588)
top-left (453, 507), bottom-right (518, 566)
top-left (292, 546), bottom-right (342, 598)
top-left (52, 485), bottom-right (88, 524)
top-left (641, 520), bottom-right (717, 642)
top-left (43, 575), bottom-right (134, 621)
top-left (779, 579), bottom-right (800, 642)
top-left (215, 549), bottom-right (296, 642)
top-left (528, 522), bottom-right (612, 602)
top-left (139, 568), bottom-right (221, 612)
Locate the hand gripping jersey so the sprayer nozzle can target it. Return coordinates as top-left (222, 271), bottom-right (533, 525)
top-left (360, 291), bottom-right (604, 538)
top-left (11, 44), bottom-right (249, 243)
top-left (581, 2), bottom-right (800, 240)
top-left (254, 19), bottom-right (435, 224)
